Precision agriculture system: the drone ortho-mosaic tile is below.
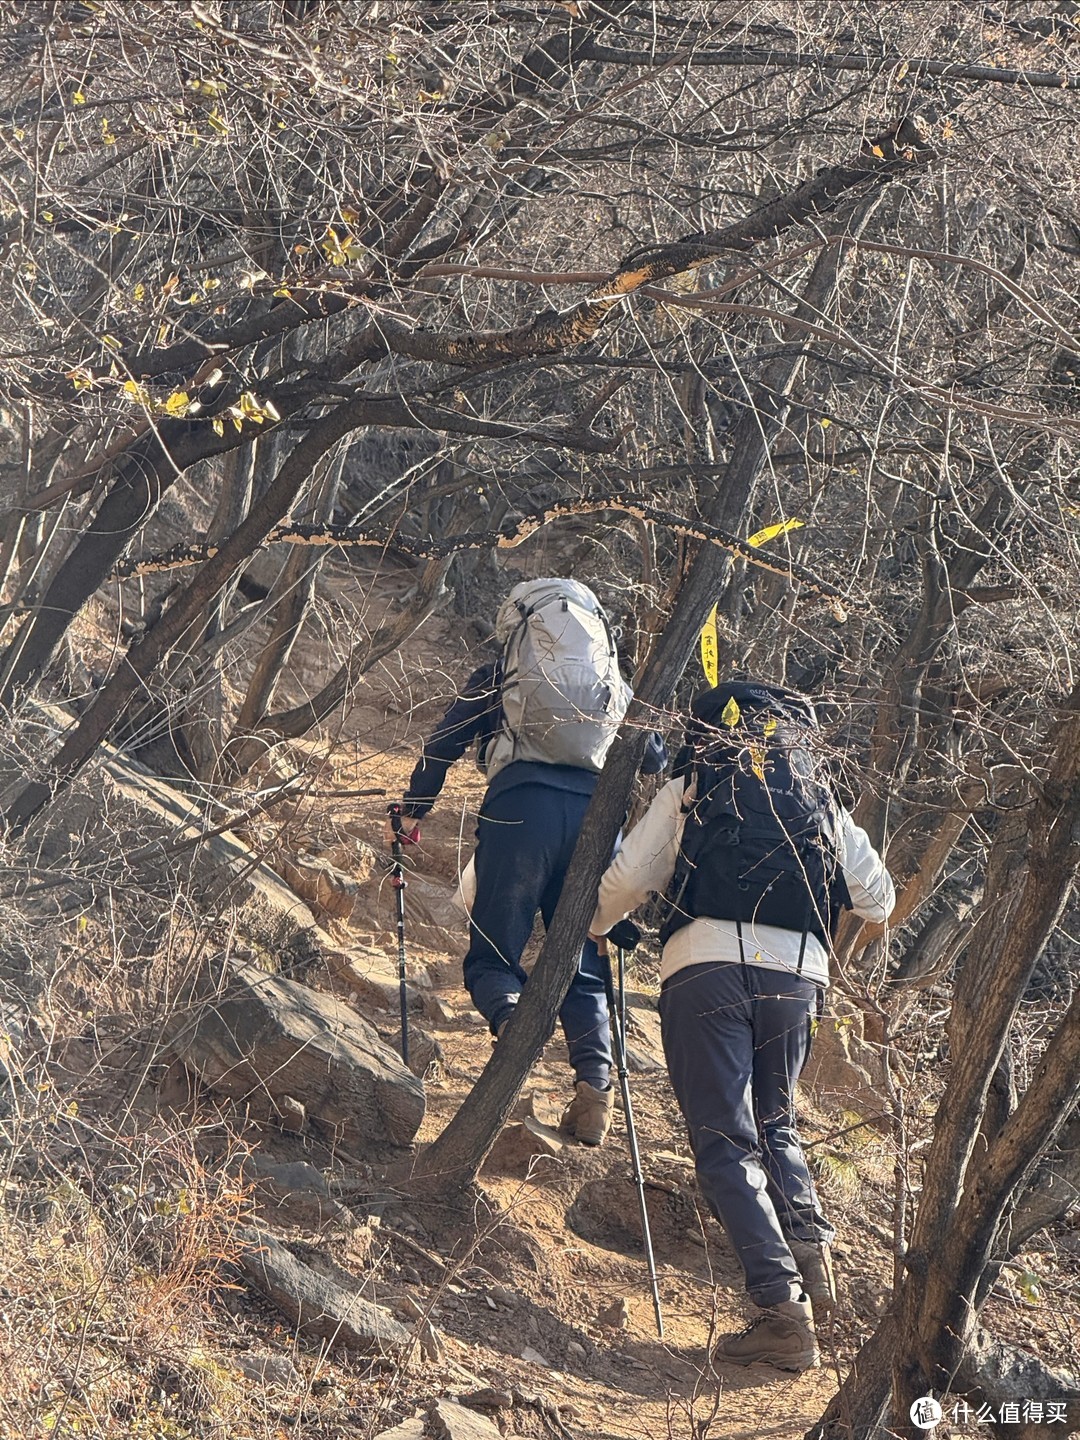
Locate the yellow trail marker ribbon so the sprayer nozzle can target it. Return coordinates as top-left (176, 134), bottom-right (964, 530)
top-left (700, 604), bottom-right (719, 688)
top-left (746, 517), bottom-right (805, 549)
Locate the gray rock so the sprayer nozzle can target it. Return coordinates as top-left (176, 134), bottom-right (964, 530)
top-left (168, 955), bottom-right (425, 1154)
top-left (238, 1228), bottom-right (409, 1354)
top-left (323, 945), bottom-right (426, 1017)
top-left (404, 1027), bottom-right (443, 1079)
top-left (624, 1001), bottom-right (665, 1073)
top-left (417, 1317), bottom-right (446, 1361)
top-left (245, 1157), bottom-right (357, 1231)
top-left (430, 1398), bottom-right (504, 1439)
top-left (228, 1350), bottom-right (300, 1387)
top-left (101, 749), bottom-right (325, 973)
top-left (596, 1296), bottom-right (630, 1328)
top-left (421, 992), bottom-right (456, 1025)
top-left (373, 1420), bottom-right (426, 1440)
top-left (481, 1118), bottom-right (565, 1176)
top-left (274, 853), bottom-right (364, 924)
top-left (393, 1294), bottom-right (425, 1322)
top-left (456, 1388), bottom-right (512, 1409)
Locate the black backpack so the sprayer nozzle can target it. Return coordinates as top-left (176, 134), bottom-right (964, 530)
top-left (660, 682), bottom-right (852, 961)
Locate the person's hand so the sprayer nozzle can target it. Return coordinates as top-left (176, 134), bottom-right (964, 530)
top-left (588, 931), bottom-right (609, 956)
top-left (384, 812), bottom-right (420, 849)
top-left (607, 917), bottom-right (642, 952)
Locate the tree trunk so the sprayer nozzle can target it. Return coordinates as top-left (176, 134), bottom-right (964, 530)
top-left (0, 400), bottom-right (376, 832)
top-left (825, 686), bottom-right (1080, 1436)
top-left (1006, 1107), bottom-right (1080, 1254)
top-left (805, 1315), bottom-right (896, 1440)
top-left (0, 422), bottom-right (241, 709)
top-left (183, 441), bottom-right (259, 781)
top-left (232, 450), bottom-right (344, 735)
top-left (223, 553), bottom-right (453, 775)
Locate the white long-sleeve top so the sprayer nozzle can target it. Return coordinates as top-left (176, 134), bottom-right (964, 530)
top-left (591, 776), bottom-right (896, 988)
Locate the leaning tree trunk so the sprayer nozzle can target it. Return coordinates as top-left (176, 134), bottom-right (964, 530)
top-left (223, 553), bottom-right (453, 776)
top-left (186, 441), bottom-right (260, 779)
top-left (0, 420), bottom-right (248, 710)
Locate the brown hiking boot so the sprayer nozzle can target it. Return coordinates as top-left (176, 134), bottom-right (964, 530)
top-left (789, 1240), bottom-right (837, 1319)
top-left (558, 1081), bottom-right (614, 1147)
top-left (715, 1296), bottom-right (819, 1372)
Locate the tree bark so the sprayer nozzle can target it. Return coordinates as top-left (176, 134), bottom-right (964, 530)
top-left (849, 685), bottom-right (1080, 1435)
top-left (375, 118), bottom-right (933, 371)
top-left (1006, 1107), bottom-right (1080, 1255)
top-left (0, 421), bottom-right (257, 709)
top-left (806, 1315), bottom-right (897, 1440)
top-left (183, 440), bottom-right (259, 781)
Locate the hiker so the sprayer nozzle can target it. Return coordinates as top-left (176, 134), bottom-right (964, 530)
top-left (385, 577), bottom-right (666, 1147)
top-left (589, 681), bottom-right (895, 1371)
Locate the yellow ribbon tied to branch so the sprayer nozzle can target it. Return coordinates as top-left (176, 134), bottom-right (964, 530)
top-left (700, 604), bottom-right (719, 688)
top-left (746, 517), bottom-right (805, 549)
top-left (699, 519), bottom-right (805, 687)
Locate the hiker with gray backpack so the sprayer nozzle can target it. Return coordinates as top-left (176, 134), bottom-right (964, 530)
top-left (385, 578), bottom-right (666, 1147)
top-left (589, 681), bottom-right (895, 1371)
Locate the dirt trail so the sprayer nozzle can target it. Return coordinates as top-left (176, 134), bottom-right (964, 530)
top-left (254, 555), bottom-right (890, 1439)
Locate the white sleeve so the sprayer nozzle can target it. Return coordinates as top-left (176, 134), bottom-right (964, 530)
top-left (591, 777), bottom-right (685, 935)
top-left (836, 810), bottom-right (896, 923)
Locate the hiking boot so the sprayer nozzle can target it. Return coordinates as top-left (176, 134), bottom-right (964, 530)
top-left (715, 1296), bottom-right (819, 1372)
top-left (559, 1081), bottom-right (614, 1147)
top-left (789, 1240), bottom-right (837, 1319)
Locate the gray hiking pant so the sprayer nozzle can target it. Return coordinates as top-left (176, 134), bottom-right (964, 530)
top-left (658, 959), bottom-right (834, 1308)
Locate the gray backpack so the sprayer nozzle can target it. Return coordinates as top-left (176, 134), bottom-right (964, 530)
top-left (483, 579), bottom-right (632, 778)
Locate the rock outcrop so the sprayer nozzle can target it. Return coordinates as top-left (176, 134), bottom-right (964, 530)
top-left (169, 955), bottom-right (425, 1154)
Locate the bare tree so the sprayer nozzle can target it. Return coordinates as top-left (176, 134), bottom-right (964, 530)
top-left (1, 4), bottom-right (1079, 1430)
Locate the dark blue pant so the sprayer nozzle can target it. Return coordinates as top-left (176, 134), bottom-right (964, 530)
top-left (463, 781), bottom-right (611, 1089)
top-left (659, 960), bottom-right (833, 1308)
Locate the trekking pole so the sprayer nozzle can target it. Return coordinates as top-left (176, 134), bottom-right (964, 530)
top-left (604, 918), bottom-right (663, 1340)
top-left (387, 804), bottom-right (410, 1069)
top-left (617, 940), bottom-right (627, 1044)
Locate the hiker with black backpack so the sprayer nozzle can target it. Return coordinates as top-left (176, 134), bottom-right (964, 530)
top-left (385, 578), bottom-right (666, 1147)
top-left (588, 681), bottom-right (895, 1372)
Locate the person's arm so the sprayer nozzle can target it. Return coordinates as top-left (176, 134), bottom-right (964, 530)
top-left (401, 663), bottom-right (500, 820)
top-left (590, 777), bottom-right (686, 935)
top-left (835, 810), bottom-right (897, 923)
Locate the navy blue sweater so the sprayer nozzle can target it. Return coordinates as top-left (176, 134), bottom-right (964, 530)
top-left (401, 660), bottom-right (667, 820)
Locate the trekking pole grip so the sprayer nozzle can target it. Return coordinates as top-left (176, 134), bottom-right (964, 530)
top-left (387, 802), bottom-right (405, 868)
